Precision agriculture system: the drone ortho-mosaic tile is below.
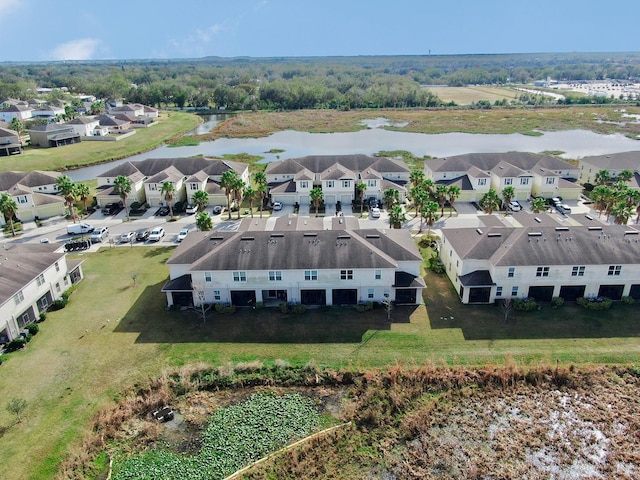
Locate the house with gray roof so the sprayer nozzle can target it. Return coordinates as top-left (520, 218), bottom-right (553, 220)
top-left (0, 170), bottom-right (66, 222)
top-left (0, 127), bottom-right (22, 156)
top-left (27, 123), bottom-right (80, 148)
top-left (0, 104), bottom-right (32, 122)
top-left (425, 152), bottom-right (581, 203)
top-left (66, 116), bottom-right (100, 136)
top-left (0, 243), bottom-right (83, 344)
top-left (162, 228), bottom-right (425, 308)
top-left (578, 151), bottom-right (640, 189)
top-left (264, 154), bottom-right (410, 207)
top-left (440, 224), bottom-right (640, 304)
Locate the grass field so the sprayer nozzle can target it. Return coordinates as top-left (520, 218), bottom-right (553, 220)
top-left (1, 247), bottom-right (640, 479)
top-left (0, 111), bottom-right (201, 172)
top-left (201, 106), bottom-right (640, 141)
top-left (424, 86), bottom-right (521, 104)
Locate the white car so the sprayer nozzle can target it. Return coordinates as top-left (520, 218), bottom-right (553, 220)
top-left (185, 204), bottom-right (198, 214)
top-left (370, 207), bottom-right (381, 218)
top-left (508, 200), bottom-right (522, 212)
top-left (119, 231), bottom-right (135, 243)
top-left (272, 202), bottom-right (282, 211)
top-left (176, 228), bottom-right (189, 242)
top-left (148, 227), bottom-right (165, 242)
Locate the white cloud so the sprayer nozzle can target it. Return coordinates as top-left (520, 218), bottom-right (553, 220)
top-left (50, 38), bottom-right (100, 61)
top-left (0, 0), bottom-right (22, 15)
top-left (164, 23), bottom-right (226, 58)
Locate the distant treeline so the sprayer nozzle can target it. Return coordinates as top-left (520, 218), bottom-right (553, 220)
top-left (1, 52), bottom-right (639, 110)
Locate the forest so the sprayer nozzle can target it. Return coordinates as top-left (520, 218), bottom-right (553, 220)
top-left (1, 51), bottom-right (640, 111)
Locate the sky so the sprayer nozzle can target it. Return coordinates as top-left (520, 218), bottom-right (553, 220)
top-left (1, 0), bottom-right (638, 62)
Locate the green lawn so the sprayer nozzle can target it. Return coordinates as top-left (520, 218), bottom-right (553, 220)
top-left (1, 247), bottom-right (640, 479)
top-left (0, 111), bottom-right (201, 172)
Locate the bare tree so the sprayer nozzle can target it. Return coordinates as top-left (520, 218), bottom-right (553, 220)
top-left (6, 398), bottom-right (27, 424)
top-left (191, 282), bottom-right (212, 323)
top-left (500, 298), bottom-right (513, 325)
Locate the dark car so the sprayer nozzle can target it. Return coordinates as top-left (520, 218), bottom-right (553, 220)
top-left (212, 205), bottom-right (222, 215)
top-left (135, 229), bottom-right (150, 242)
top-left (101, 202), bottom-right (123, 215)
top-left (155, 206), bottom-right (170, 216)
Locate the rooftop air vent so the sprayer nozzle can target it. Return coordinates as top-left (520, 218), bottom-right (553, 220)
top-left (366, 234), bottom-right (380, 238)
top-left (588, 226), bottom-right (602, 231)
top-left (210, 236), bottom-right (224, 241)
top-left (487, 233), bottom-right (501, 237)
top-left (303, 233), bottom-right (317, 237)
top-left (476, 228), bottom-right (484, 235)
top-left (337, 235), bottom-right (351, 240)
top-left (555, 227), bottom-right (569, 231)
top-left (528, 232), bottom-right (542, 237)
top-left (240, 236), bottom-right (255, 241)
top-left (625, 230), bottom-right (639, 235)
top-left (270, 233), bottom-right (284, 238)
top-left (534, 217), bottom-right (542, 223)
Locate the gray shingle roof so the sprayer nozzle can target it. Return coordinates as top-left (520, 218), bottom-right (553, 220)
top-left (580, 151), bottom-right (640, 171)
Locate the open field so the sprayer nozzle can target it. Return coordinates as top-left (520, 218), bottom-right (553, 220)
top-left (424, 86), bottom-right (521, 104)
top-left (0, 111), bottom-right (201, 172)
top-left (200, 106), bottom-right (640, 141)
top-left (1, 247), bottom-right (640, 479)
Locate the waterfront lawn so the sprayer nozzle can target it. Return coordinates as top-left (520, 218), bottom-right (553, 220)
top-left (0, 111), bottom-right (201, 172)
top-left (1, 247), bottom-right (640, 479)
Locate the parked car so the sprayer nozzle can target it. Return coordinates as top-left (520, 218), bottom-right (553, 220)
top-left (155, 206), bottom-right (170, 216)
top-left (369, 207), bottom-right (381, 218)
top-left (555, 203), bottom-right (566, 214)
top-left (212, 205), bottom-right (222, 215)
top-left (176, 228), bottom-right (189, 242)
top-left (90, 226), bottom-right (109, 243)
top-left (67, 223), bottom-right (95, 235)
top-left (101, 203), bottom-right (122, 215)
top-left (119, 231), bottom-right (135, 243)
top-left (135, 229), bottom-right (150, 242)
top-left (185, 204), bottom-right (198, 214)
top-left (508, 200), bottom-right (522, 212)
top-left (148, 227), bottom-right (165, 242)
top-left (561, 204), bottom-right (572, 213)
top-left (272, 202), bottom-right (282, 211)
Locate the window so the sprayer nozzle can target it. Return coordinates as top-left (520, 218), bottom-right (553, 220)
top-left (17, 195), bottom-right (28, 204)
top-left (511, 286), bottom-right (518, 297)
top-left (36, 274), bottom-right (45, 286)
top-left (299, 180), bottom-right (309, 189)
top-left (341, 180), bottom-right (351, 188)
top-left (304, 270), bottom-right (318, 281)
top-left (55, 261), bottom-right (60, 272)
top-left (496, 286), bottom-right (503, 297)
top-left (545, 177), bottom-right (555, 185)
top-left (148, 183), bottom-right (157, 191)
top-left (504, 178), bottom-right (513, 185)
top-left (205, 272), bottom-right (212, 282)
top-left (536, 266), bottom-right (550, 277)
top-left (608, 265), bottom-right (622, 276)
top-left (571, 266), bottom-right (585, 277)
top-left (367, 180), bottom-right (376, 187)
top-left (478, 178), bottom-right (487, 186)
top-left (14, 291), bottom-right (24, 305)
top-left (520, 177), bottom-right (530, 185)
top-left (368, 288), bottom-right (374, 299)
top-left (233, 271), bottom-right (247, 282)
top-left (326, 180), bottom-right (334, 188)
top-left (55, 282), bottom-right (61, 292)
top-left (269, 270), bottom-right (282, 281)
top-left (340, 269), bottom-right (353, 280)
top-left (508, 267), bottom-right (515, 278)
top-left (375, 269), bottom-right (381, 280)
top-left (190, 183), bottom-right (198, 190)
top-left (213, 290), bottom-right (221, 301)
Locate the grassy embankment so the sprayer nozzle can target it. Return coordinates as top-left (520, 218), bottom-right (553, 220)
top-left (199, 106), bottom-right (640, 142)
top-left (0, 111), bottom-right (201, 172)
top-left (1, 247), bottom-right (640, 479)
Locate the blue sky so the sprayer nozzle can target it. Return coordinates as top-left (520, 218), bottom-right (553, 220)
top-left (1, 0), bottom-right (638, 62)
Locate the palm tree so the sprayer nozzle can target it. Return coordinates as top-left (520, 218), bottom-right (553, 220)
top-left (0, 193), bottom-right (19, 237)
top-left (244, 185), bottom-right (256, 218)
top-left (591, 185), bottom-right (611, 217)
top-left (191, 190), bottom-right (209, 212)
top-left (422, 178), bottom-right (435, 197)
top-left (480, 189), bottom-right (501, 214)
top-left (220, 170), bottom-right (239, 220)
top-left (10, 117), bottom-right (24, 138)
top-left (253, 171), bottom-right (268, 218)
top-left (195, 211), bottom-right (213, 231)
top-left (611, 201), bottom-right (634, 225)
top-left (388, 205), bottom-right (406, 229)
top-left (435, 184), bottom-right (448, 217)
top-left (357, 182), bottom-right (367, 217)
top-left (56, 174), bottom-right (77, 222)
top-left (232, 176), bottom-right (245, 220)
top-left (383, 188), bottom-right (399, 210)
top-left (410, 184), bottom-right (426, 218)
top-left (75, 183), bottom-right (92, 215)
top-left (63, 105), bottom-right (76, 121)
top-left (409, 168), bottom-right (425, 187)
top-left (447, 185), bottom-right (461, 217)
top-left (617, 169), bottom-right (634, 183)
top-left (531, 197), bottom-right (547, 213)
top-left (420, 200), bottom-right (439, 235)
top-left (160, 181), bottom-right (175, 217)
top-left (594, 169), bottom-right (611, 186)
top-left (113, 175), bottom-right (132, 220)
top-left (501, 186), bottom-right (515, 212)
top-left (310, 187), bottom-right (324, 216)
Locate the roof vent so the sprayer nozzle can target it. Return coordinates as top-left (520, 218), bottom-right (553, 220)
top-left (270, 233), bottom-right (284, 238)
top-left (534, 217), bottom-right (542, 223)
top-left (210, 236), bottom-right (224, 241)
top-left (585, 214), bottom-right (593, 220)
top-left (588, 226), bottom-right (602, 231)
top-left (303, 233), bottom-right (317, 237)
top-left (555, 227), bottom-right (569, 231)
top-left (528, 232), bottom-right (542, 237)
top-left (625, 230), bottom-right (639, 235)
top-left (240, 236), bottom-right (255, 241)
top-left (337, 235), bottom-right (351, 240)
top-left (476, 228), bottom-right (483, 235)
top-left (366, 234), bottom-right (380, 238)
top-left (487, 233), bottom-right (501, 237)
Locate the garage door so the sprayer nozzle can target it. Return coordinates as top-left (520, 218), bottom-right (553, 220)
top-left (528, 286), bottom-right (554, 302)
top-left (559, 285), bottom-right (585, 302)
top-left (299, 195), bottom-right (309, 205)
top-left (332, 289), bottom-right (357, 305)
top-left (324, 194), bottom-right (336, 205)
top-left (630, 284), bottom-right (640, 300)
top-left (301, 289), bottom-right (326, 306)
top-left (598, 284), bottom-right (624, 301)
top-left (340, 194), bottom-right (352, 204)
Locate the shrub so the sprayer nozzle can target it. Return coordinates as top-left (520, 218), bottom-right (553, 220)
top-left (622, 296), bottom-right (635, 305)
top-left (39, 312), bottom-right (47, 322)
top-left (214, 303), bottom-right (236, 314)
top-left (356, 302), bottom-right (374, 312)
top-left (577, 296), bottom-right (613, 310)
top-left (292, 304), bottom-right (306, 314)
top-left (513, 297), bottom-right (538, 311)
top-left (550, 297), bottom-right (564, 309)
top-left (25, 323), bottom-right (39, 335)
top-left (254, 301), bottom-right (264, 310)
top-left (49, 299), bottom-right (67, 311)
top-left (279, 303), bottom-right (289, 314)
top-left (5, 338), bottom-right (28, 352)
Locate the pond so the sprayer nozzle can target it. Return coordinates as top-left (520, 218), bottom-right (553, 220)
top-left (67, 118), bottom-right (640, 181)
